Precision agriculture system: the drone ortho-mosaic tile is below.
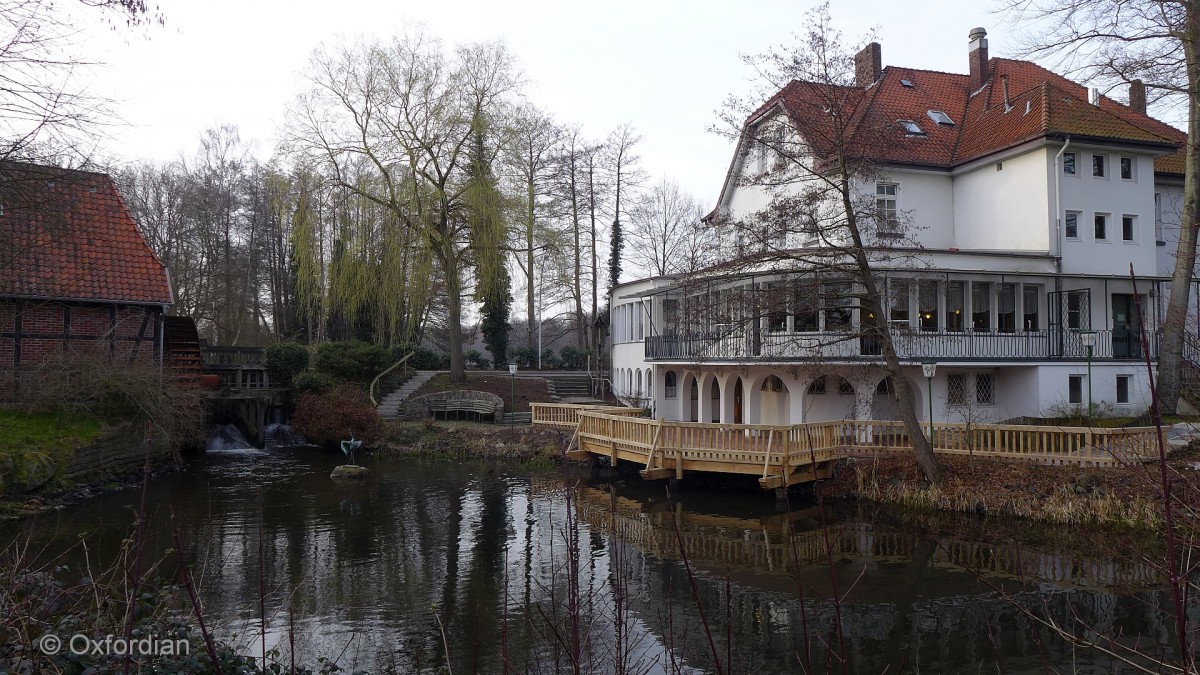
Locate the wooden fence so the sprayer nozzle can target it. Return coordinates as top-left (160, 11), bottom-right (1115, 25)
top-left (533, 404), bottom-right (1163, 490)
top-left (530, 402), bottom-right (647, 429)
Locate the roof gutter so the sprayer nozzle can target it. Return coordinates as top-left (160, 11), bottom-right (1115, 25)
top-left (1053, 136), bottom-right (1071, 275)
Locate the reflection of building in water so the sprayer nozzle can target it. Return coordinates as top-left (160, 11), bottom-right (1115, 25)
top-left (574, 485), bottom-right (1160, 590)
top-left (572, 484), bottom-right (1176, 672)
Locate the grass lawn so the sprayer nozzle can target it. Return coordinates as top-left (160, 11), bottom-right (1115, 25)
top-left (0, 410), bottom-right (107, 497)
top-left (0, 409), bottom-right (106, 451)
top-left (411, 373), bottom-right (552, 413)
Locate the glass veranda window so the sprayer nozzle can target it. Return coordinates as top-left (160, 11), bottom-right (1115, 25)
top-left (972, 282), bottom-right (991, 331)
top-left (919, 280), bottom-right (939, 331)
top-left (947, 281), bottom-right (965, 332)
top-left (793, 280), bottom-right (819, 331)
top-left (998, 283), bottom-right (1016, 333)
top-left (823, 281), bottom-right (853, 331)
top-left (1023, 286), bottom-right (1039, 330)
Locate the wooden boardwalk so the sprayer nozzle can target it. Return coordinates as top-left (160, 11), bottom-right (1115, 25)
top-left (532, 403), bottom-right (1162, 490)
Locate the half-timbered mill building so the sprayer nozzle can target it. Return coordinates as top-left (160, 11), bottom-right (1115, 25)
top-left (0, 163), bottom-right (173, 375)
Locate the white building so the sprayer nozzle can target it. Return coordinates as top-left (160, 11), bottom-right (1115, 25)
top-left (609, 28), bottom-right (1188, 426)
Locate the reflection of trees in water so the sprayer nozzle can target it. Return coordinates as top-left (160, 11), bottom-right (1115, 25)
top-left (7, 458), bottom-right (1185, 673)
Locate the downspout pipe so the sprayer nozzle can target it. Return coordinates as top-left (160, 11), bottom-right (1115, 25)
top-left (1053, 137), bottom-right (1071, 275)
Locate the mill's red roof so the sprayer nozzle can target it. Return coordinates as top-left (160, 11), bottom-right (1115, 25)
top-left (765, 57), bottom-right (1185, 175)
top-left (0, 163), bottom-right (172, 305)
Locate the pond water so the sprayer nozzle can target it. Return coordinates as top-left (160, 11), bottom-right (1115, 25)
top-left (3, 446), bottom-right (1185, 673)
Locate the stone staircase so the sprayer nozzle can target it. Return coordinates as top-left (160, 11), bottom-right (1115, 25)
top-left (377, 370), bottom-right (439, 420)
top-left (546, 374), bottom-right (594, 400)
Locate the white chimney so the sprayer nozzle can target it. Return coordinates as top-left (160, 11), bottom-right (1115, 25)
top-left (1089, 87), bottom-right (1101, 106)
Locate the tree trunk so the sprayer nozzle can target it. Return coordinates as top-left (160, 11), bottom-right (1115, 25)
top-left (1158, 32), bottom-right (1200, 413)
top-left (527, 174), bottom-right (536, 351)
top-left (440, 235), bottom-right (467, 384)
top-left (842, 179), bottom-right (943, 486)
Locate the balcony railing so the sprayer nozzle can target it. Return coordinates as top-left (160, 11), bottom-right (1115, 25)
top-left (645, 328), bottom-right (1158, 363)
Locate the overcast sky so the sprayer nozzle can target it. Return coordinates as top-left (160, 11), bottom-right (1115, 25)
top-left (81, 0), bottom-right (995, 203)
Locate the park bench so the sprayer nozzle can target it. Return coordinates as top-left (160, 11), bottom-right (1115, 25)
top-left (425, 391), bottom-right (504, 423)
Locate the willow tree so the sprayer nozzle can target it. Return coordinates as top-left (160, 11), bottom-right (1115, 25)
top-left (288, 31), bottom-right (520, 382)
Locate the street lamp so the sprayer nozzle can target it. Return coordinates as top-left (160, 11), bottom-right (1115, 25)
top-left (921, 361), bottom-right (937, 444)
top-left (508, 362), bottom-right (518, 432)
top-left (1080, 330), bottom-right (1097, 422)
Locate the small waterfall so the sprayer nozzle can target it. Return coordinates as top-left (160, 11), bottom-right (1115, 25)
top-left (264, 423), bottom-right (311, 449)
top-left (206, 424), bottom-right (266, 456)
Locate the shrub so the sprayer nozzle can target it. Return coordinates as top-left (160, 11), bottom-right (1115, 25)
top-left (314, 340), bottom-right (392, 382)
top-left (264, 341), bottom-right (309, 387)
top-left (510, 346), bottom-right (537, 369)
top-left (466, 349), bottom-right (485, 367)
top-left (558, 345), bottom-right (590, 370)
top-left (293, 370), bottom-right (337, 395)
top-left (407, 346), bottom-right (449, 370)
top-left (290, 384), bottom-right (383, 448)
top-left (540, 348), bottom-right (561, 370)
top-left (9, 353), bottom-right (204, 450)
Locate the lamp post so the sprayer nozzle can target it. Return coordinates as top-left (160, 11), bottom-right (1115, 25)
top-left (921, 361), bottom-right (937, 444)
top-left (508, 362), bottom-right (518, 432)
top-left (1080, 330), bottom-right (1097, 422)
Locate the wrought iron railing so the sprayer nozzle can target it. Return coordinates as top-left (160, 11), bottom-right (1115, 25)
top-left (645, 328), bottom-right (1159, 362)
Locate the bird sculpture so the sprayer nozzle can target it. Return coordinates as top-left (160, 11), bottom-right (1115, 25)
top-left (339, 436), bottom-right (362, 466)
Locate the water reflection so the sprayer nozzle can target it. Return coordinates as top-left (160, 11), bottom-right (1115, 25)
top-left (1, 448), bottom-right (1182, 673)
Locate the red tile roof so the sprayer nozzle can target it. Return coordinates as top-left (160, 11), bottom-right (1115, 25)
top-left (767, 57), bottom-right (1184, 174)
top-left (0, 163), bottom-right (173, 305)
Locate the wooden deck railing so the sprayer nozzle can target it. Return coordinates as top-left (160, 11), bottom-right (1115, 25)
top-left (544, 403), bottom-right (1162, 489)
top-left (531, 402), bottom-right (646, 429)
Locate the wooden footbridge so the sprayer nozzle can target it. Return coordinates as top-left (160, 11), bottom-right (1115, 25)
top-left (531, 403), bottom-right (1162, 490)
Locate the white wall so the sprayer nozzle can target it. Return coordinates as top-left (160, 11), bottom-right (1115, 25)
top-left (877, 169), bottom-right (956, 249)
top-left (952, 147), bottom-right (1052, 252)
top-left (1058, 148), bottom-right (1158, 276)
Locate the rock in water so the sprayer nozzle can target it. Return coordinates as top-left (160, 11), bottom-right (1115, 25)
top-left (330, 465), bottom-right (370, 480)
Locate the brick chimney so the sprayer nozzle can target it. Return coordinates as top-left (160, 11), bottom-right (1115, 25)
top-left (968, 27), bottom-right (989, 91)
top-left (855, 42), bottom-right (881, 87)
top-left (1129, 79), bottom-right (1147, 113)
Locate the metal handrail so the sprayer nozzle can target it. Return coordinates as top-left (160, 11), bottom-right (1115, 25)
top-left (369, 352), bottom-right (415, 406)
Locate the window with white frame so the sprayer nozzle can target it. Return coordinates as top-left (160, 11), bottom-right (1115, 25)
top-left (1155, 193), bottom-right (1164, 242)
top-left (1116, 375), bottom-right (1130, 404)
top-left (976, 374), bottom-right (996, 405)
top-left (801, 214), bottom-right (820, 245)
top-left (889, 278), bottom-right (910, 325)
top-left (947, 281), bottom-right (965, 332)
top-left (1065, 211), bottom-right (1080, 239)
top-left (971, 282), bottom-right (991, 331)
top-left (1120, 156), bottom-right (1134, 180)
top-left (665, 371), bottom-right (677, 399)
top-left (1094, 213), bottom-right (1109, 241)
top-left (1092, 154), bottom-right (1106, 177)
top-left (876, 182), bottom-right (899, 233)
top-left (947, 373), bottom-right (966, 406)
top-left (1068, 375), bottom-right (1084, 404)
top-left (1063, 152), bottom-right (1077, 175)
top-left (1122, 215), bottom-right (1136, 242)
top-left (919, 280), bottom-right (939, 331)
top-left (998, 283), bottom-right (1016, 333)
top-left (1023, 285), bottom-right (1040, 330)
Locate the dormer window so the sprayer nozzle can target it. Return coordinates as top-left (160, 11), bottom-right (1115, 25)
top-left (927, 110), bottom-right (955, 126)
top-left (898, 120), bottom-right (924, 135)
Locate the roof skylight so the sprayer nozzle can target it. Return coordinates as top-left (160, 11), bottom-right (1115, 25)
top-left (898, 120), bottom-right (924, 135)
top-left (900, 79), bottom-right (914, 88)
top-left (927, 110), bottom-right (955, 125)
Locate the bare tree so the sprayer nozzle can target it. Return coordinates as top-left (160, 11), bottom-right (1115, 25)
top-left (711, 3), bottom-right (943, 484)
top-left (503, 104), bottom-right (561, 351)
top-left (999, 0), bottom-right (1198, 413)
top-left (627, 176), bottom-right (713, 276)
top-left (603, 123), bottom-right (645, 291)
